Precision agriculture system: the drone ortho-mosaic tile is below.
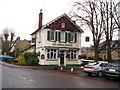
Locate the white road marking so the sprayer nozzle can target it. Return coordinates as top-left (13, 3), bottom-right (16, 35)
top-left (22, 77), bottom-right (27, 80)
top-left (17, 76), bottom-right (27, 80)
top-left (17, 76), bottom-right (37, 83)
top-left (29, 79), bottom-right (37, 83)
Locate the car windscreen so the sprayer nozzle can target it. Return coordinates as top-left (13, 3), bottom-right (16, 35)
top-left (108, 63), bottom-right (120, 68)
top-left (87, 62), bottom-right (99, 66)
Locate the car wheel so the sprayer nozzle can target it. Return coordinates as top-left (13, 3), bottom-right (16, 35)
top-left (87, 73), bottom-right (92, 76)
top-left (97, 71), bottom-right (103, 77)
top-left (105, 75), bottom-right (110, 80)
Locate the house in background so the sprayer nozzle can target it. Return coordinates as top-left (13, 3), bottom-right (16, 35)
top-left (81, 29), bottom-right (93, 47)
top-left (10, 37), bottom-right (33, 57)
top-left (14, 39), bottom-right (33, 56)
top-left (99, 40), bottom-right (120, 60)
top-left (31, 10), bottom-right (83, 66)
top-left (81, 40), bottom-right (120, 61)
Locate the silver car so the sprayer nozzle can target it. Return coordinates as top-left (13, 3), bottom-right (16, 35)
top-left (83, 62), bottom-right (108, 77)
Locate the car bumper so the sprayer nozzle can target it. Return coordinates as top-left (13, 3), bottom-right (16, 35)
top-left (105, 72), bottom-right (120, 78)
top-left (84, 70), bottom-right (98, 74)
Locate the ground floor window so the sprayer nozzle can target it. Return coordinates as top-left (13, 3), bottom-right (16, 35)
top-left (47, 49), bottom-right (57, 60)
top-left (68, 50), bottom-right (76, 60)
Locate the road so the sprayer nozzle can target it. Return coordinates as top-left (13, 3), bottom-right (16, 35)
top-left (2, 65), bottom-right (120, 88)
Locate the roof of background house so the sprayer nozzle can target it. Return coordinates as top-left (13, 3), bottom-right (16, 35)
top-left (17, 44), bottom-right (32, 52)
top-left (81, 40), bottom-right (120, 52)
top-left (99, 40), bottom-right (120, 48)
top-left (15, 40), bottom-right (32, 52)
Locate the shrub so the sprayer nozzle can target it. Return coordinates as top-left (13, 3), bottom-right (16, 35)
top-left (24, 52), bottom-right (39, 65)
top-left (3, 58), bottom-right (12, 63)
top-left (15, 56), bottom-right (25, 65)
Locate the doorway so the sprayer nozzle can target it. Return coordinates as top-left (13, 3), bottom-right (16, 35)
top-left (60, 51), bottom-right (64, 65)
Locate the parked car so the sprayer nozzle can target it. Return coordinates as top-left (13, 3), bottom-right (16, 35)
top-left (83, 62), bottom-right (108, 77)
top-left (80, 59), bottom-right (94, 66)
top-left (104, 62), bottom-right (120, 79)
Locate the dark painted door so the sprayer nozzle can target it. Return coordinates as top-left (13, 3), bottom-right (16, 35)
top-left (60, 52), bottom-right (64, 65)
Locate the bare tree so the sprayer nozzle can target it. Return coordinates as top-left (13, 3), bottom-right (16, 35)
top-left (1, 28), bottom-right (19, 56)
top-left (70, 0), bottom-right (104, 62)
top-left (100, 1), bottom-right (120, 62)
top-left (112, 1), bottom-right (120, 30)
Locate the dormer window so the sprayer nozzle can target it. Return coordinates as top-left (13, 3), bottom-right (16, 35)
top-left (61, 23), bottom-right (65, 28)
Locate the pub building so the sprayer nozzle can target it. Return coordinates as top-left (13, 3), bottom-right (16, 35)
top-left (31, 10), bottom-right (83, 66)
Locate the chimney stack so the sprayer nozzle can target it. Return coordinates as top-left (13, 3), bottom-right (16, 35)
top-left (38, 9), bottom-right (43, 28)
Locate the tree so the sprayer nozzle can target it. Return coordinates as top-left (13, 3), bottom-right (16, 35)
top-left (70, 0), bottom-right (104, 62)
top-left (100, 1), bottom-right (119, 62)
top-left (112, 1), bottom-right (120, 30)
top-left (0, 28), bottom-right (19, 56)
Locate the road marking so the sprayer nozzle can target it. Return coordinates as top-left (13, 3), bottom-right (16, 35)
top-left (17, 76), bottom-right (27, 80)
top-left (17, 76), bottom-right (37, 83)
top-left (29, 79), bottom-right (37, 83)
top-left (22, 77), bottom-right (27, 80)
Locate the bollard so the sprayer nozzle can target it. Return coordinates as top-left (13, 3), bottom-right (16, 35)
top-left (70, 67), bottom-right (78, 74)
top-left (70, 67), bottom-right (74, 73)
top-left (60, 66), bottom-right (63, 72)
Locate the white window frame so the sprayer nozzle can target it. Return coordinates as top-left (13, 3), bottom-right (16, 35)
top-left (68, 50), bottom-right (77, 60)
top-left (70, 33), bottom-right (75, 42)
top-left (50, 31), bottom-right (55, 41)
top-left (60, 31), bottom-right (65, 42)
top-left (61, 23), bottom-right (65, 28)
top-left (85, 36), bottom-right (90, 42)
top-left (47, 49), bottom-right (57, 60)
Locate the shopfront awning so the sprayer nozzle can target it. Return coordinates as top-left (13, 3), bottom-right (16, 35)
top-left (0, 56), bottom-right (14, 59)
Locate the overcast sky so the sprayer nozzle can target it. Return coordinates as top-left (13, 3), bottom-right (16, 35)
top-left (0, 0), bottom-right (75, 40)
top-left (0, 0), bottom-right (119, 47)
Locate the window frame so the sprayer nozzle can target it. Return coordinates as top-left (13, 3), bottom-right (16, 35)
top-left (50, 31), bottom-right (55, 41)
top-left (61, 23), bottom-right (65, 28)
top-left (60, 31), bottom-right (65, 42)
top-left (68, 50), bottom-right (77, 60)
top-left (85, 36), bottom-right (90, 42)
top-left (47, 49), bottom-right (57, 60)
top-left (70, 33), bottom-right (75, 42)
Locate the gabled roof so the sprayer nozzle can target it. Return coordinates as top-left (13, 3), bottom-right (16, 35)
top-left (31, 13), bottom-right (83, 35)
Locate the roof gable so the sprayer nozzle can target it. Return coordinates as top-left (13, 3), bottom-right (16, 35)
top-left (31, 13), bottom-right (83, 35)
top-left (42, 13), bottom-right (83, 32)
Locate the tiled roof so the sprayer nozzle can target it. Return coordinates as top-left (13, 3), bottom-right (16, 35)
top-left (31, 13), bottom-right (83, 35)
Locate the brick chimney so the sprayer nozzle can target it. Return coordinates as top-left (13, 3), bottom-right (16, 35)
top-left (38, 9), bottom-right (43, 29)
